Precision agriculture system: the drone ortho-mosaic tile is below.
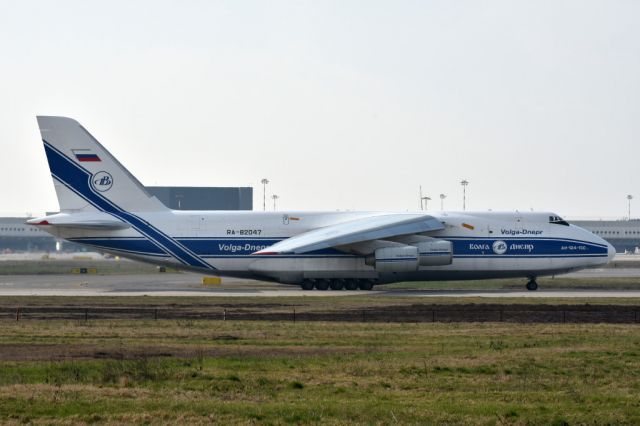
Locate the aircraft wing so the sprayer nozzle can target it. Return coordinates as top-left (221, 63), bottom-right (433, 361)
top-left (253, 213), bottom-right (444, 255)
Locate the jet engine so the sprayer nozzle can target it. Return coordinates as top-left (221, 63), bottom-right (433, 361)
top-left (370, 239), bottom-right (453, 272)
top-left (416, 240), bottom-right (453, 266)
top-left (373, 246), bottom-right (419, 272)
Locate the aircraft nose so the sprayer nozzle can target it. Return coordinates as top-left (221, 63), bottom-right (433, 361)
top-left (583, 226), bottom-right (615, 264)
top-left (607, 242), bottom-right (616, 262)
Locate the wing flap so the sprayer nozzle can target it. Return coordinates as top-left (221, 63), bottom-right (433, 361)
top-left (254, 213), bottom-right (444, 255)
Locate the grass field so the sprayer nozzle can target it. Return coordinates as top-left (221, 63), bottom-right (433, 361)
top-left (0, 319), bottom-right (639, 424)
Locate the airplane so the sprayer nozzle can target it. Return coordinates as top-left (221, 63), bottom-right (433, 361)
top-left (27, 116), bottom-right (615, 291)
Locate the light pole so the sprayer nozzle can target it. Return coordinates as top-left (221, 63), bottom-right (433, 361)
top-left (439, 194), bottom-right (446, 211)
top-left (419, 185), bottom-right (424, 210)
top-left (628, 195), bottom-right (633, 220)
top-left (261, 178), bottom-right (269, 211)
top-left (422, 196), bottom-right (431, 211)
top-left (460, 179), bottom-right (469, 211)
top-left (272, 194), bottom-right (279, 211)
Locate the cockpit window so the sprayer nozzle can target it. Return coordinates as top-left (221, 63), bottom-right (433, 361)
top-left (549, 215), bottom-right (569, 226)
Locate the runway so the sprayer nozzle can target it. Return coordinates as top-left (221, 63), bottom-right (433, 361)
top-left (562, 268), bottom-right (640, 278)
top-left (386, 290), bottom-right (640, 298)
top-left (1, 271), bottom-right (640, 298)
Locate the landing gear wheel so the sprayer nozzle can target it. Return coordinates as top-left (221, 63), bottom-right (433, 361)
top-left (300, 280), bottom-right (314, 291)
top-left (358, 280), bottom-right (374, 291)
top-left (344, 280), bottom-right (358, 291)
top-left (314, 279), bottom-right (330, 291)
top-left (526, 279), bottom-right (538, 291)
top-left (330, 280), bottom-right (344, 290)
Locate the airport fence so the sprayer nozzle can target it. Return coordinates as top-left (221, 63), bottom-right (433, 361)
top-left (2, 304), bottom-right (640, 324)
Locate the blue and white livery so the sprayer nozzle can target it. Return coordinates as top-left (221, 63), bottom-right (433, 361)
top-left (28, 116), bottom-right (615, 291)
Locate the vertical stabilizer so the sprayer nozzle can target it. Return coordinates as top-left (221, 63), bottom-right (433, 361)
top-left (37, 116), bottom-right (168, 213)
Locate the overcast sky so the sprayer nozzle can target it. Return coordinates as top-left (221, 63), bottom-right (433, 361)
top-left (1, 1), bottom-right (638, 218)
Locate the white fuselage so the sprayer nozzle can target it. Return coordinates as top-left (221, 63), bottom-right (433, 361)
top-left (41, 210), bottom-right (615, 285)
top-left (32, 116), bottom-right (615, 287)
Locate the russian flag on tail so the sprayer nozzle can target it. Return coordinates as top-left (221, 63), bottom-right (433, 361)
top-left (72, 149), bottom-right (101, 162)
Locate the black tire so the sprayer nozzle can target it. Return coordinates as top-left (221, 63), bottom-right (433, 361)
top-left (344, 280), bottom-right (358, 291)
top-left (314, 279), bottom-right (330, 291)
top-left (330, 280), bottom-right (344, 290)
top-left (526, 280), bottom-right (538, 291)
top-left (300, 280), bottom-right (314, 291)
top-left (358, 280), bottom-right (374, 291)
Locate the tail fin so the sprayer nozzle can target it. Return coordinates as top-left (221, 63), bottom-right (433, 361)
top-left (37, 116), bottom-right (168, 213)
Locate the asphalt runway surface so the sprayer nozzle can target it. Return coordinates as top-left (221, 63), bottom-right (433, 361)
top-left (1, 268), bottom-right (640, 297)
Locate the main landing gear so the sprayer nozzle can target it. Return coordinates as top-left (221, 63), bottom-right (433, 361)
top-left (344, 280), bottom-right (359, 291)
top-left (300, 279), bottom-right (375, 291)
top-left (300, 280), bottom-right (314, 291)
top-left (526, 278), bottom-right (538, 291)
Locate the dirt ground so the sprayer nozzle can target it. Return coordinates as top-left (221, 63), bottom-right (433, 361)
top-left (1, 301), bottom-right (639, 323)
top-left (0, 342), bottom-right (358, 362)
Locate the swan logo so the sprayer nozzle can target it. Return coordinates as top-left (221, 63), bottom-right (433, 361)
top-left (92, 171), bottom-right (113, 192)
top-left (492, 240), bottom-right (508, 255)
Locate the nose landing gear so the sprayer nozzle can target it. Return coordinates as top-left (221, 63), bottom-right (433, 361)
top-left (526, 278), bottom-right (538, 291)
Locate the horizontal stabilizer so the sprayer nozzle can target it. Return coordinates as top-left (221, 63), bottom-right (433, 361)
top-left (253, 213), bottom-right (444, 255)
top-left (27, 212), bottom-right (130, 230)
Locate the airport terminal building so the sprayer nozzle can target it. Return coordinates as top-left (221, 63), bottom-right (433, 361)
top-left (0, 217), bottom-right (58, 251)
top-left (0, 186), bottom-right (253, 252)
top-left (571, 219), bottom-right (640, 253)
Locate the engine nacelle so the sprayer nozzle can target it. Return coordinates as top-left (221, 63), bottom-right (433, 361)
top-left (416, 240), bottom-right (452, 266)
top-left (374, 246), bottom-right (419, 272)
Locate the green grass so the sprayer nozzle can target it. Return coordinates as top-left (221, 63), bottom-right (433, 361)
top-left (0, 320), bottom-right (639, 424)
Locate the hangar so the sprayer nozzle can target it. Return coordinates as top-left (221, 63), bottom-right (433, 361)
top-left (146, 186), bottom-right (252, 211)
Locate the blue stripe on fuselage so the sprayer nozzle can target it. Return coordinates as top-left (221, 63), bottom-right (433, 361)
top-left (66, 236), bottom-right (609, 260)
top-left (177, 238), bottom-right (345, 256)
top-left (67, 237), bottom-right (167, 256)
top-left (68, 237), bottom-right (350, 257)
top-left (44, 141), bottom-right (214, 270)
top-left (449, 237), bottom-right (607, 257)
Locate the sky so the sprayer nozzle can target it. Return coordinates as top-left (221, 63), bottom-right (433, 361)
top-left (1, 0), bottom-right (638, 218)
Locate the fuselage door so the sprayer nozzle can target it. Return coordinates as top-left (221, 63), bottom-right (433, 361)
top-left (181, 215), bottom-right (205, 237)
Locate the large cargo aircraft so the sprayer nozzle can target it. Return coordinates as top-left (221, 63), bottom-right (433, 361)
top-left (28, 116), bottom-right (615, 291)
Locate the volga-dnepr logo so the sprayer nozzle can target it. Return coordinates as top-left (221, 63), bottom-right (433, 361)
top-left (92, 171), bottom-right (113, 192)
top-left (492, 240), bottom-right (508, 255)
